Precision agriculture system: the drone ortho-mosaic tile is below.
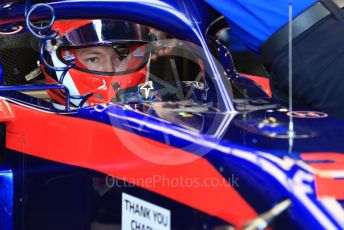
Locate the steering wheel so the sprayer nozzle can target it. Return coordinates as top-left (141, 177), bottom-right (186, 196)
top-left (113, 80), bottom-right (203, 103)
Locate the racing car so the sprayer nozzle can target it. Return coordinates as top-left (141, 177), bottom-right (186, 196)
top-left (0, 0), bottom-right (343, 230)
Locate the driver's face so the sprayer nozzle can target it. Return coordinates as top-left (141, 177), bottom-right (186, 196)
top-left (74, 46), bottom-right (129, 72)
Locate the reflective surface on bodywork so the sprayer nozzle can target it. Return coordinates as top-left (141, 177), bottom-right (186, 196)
top-left (3, 91), bottom-right (344, 229)
top-left (3, 149), bottom-right (232, 230)
top-left (120, 99), bottom-right (344, 154)
top-left (0, 168), bottom-right (13, 230)
top-left (4, 99), bottom-right (344, 229)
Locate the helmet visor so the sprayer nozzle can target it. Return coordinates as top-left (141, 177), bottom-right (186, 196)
top-left (54, 20), bottom-right (153, 75)
top-left (57, 20), bottom-right (153, 47)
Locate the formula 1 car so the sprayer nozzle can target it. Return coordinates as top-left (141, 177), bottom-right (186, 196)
top-left (0, 0), bottom-right (343, 230)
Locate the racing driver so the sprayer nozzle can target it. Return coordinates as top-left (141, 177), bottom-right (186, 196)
top-left (42, 19), bottom-right (156, 106)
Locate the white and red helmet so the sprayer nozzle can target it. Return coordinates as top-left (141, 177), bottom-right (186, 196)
top-left (43, 19), bottom-right (154, 106)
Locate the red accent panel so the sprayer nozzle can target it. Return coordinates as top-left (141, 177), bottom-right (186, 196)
top-left (301, 153), bottom-right (344, 170)
top-left (6, 103), bottom-right (257, 227)
top-left (241, 73), bottom-right (271, 97)
top-left (0, 18), bottom-right (25, 26)
top-left (0, 99), bottom-right (15, 122)
top-left (314, 176), bottom-right (344, 200)
top-left (301, 153), bottom-right (344, 200)
top-left (53, 20), bottom-right (93, 35)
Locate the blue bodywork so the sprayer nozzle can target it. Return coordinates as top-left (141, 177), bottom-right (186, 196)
top-left (0, 1), bottom-right (343, 230)
top-left (0, 168), bottom-right (13, 230)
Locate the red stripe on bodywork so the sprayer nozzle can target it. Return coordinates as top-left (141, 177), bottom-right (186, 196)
top-left (5, 102), bottom-right (257, 227)
top-left (241, 73), bottom-right (271, 97)
top-left (301, 153), bottom-right (344, 200)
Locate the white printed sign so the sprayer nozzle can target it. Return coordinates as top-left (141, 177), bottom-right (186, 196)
top-left (122, 193), bottom-right (171, 230)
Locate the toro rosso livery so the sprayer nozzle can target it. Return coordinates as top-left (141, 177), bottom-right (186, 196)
top-left (0, 0), bottom-right (343, 230)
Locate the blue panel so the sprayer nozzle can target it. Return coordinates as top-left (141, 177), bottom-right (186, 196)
top-left (0, 168), bottom-right (13, 230)
top-left (0, 64), bottom-right (3, 85)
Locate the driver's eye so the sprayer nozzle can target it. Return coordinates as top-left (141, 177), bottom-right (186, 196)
top-left (114, 47), bottom-right (130, 59)
top-left (115, 56), bottom-right (126, 61)
top-left (86, 57), bottom-right (98, 63)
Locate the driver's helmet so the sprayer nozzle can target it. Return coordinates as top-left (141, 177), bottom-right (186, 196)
top-left (42, 19), bottom-right (154, 106)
